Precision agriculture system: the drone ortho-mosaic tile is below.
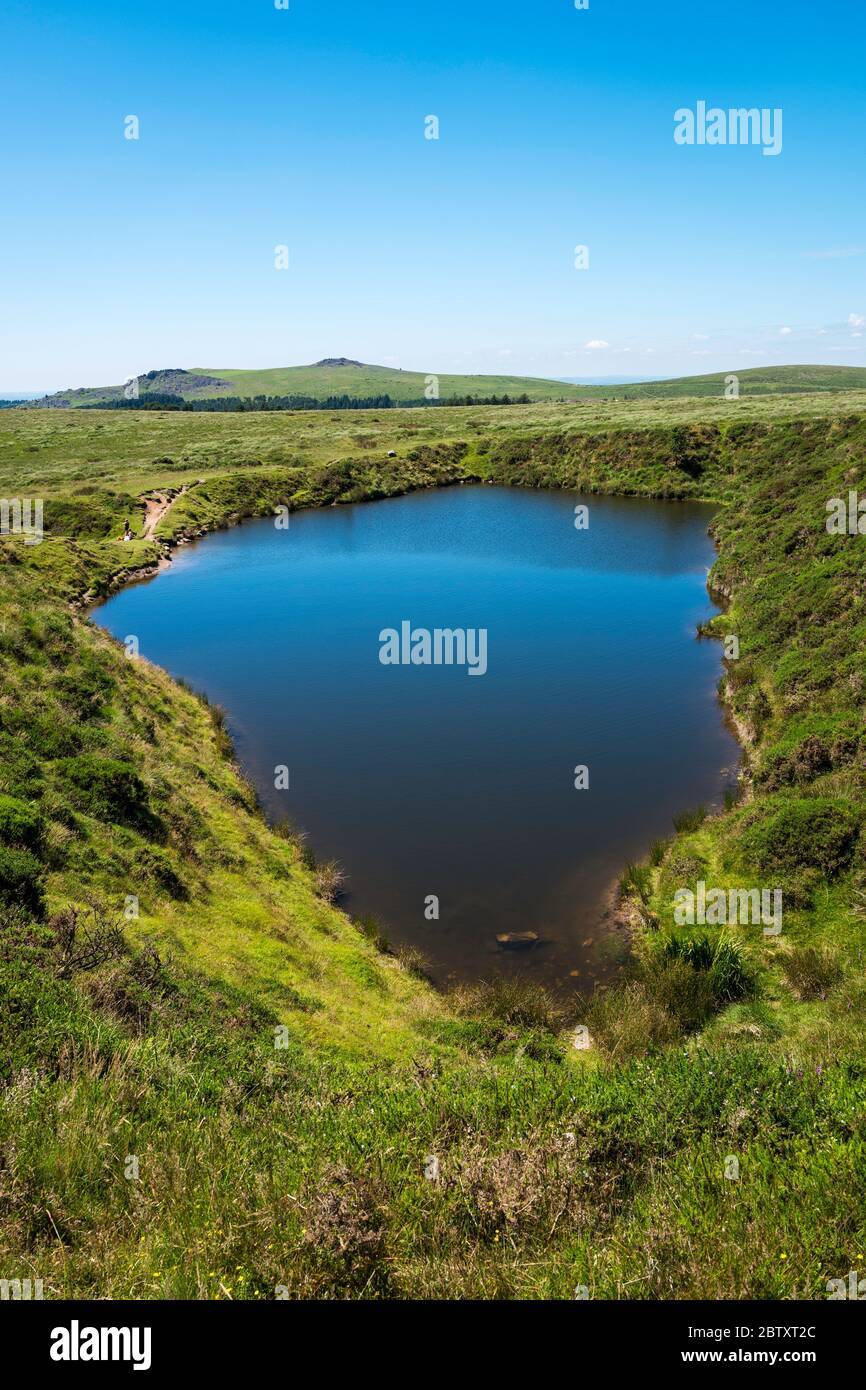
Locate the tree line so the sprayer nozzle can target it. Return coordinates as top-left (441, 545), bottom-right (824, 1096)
top-left (81, 391), bottom-right (536, 412)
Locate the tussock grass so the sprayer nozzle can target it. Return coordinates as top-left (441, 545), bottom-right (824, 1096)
top-left (619, 862), bottom-right (653, 904)
top-left (672, 804), bottom-right (708, 835)
top-left (781, 945), bottom-right (843, 1002)
top-left (449, 975), bottom-right (568, 1033)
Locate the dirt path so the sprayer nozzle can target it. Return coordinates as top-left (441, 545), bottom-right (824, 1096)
top-left (141, 485), bottom-right (188, 539)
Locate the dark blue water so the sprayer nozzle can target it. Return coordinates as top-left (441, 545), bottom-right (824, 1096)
top-left (94, 485), bottom-right (739, 990)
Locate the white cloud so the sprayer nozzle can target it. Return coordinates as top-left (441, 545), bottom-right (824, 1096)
top-left (690, 333), bottom-right (709, 341)
top-left (779, 326), bottom-right (792, 336)
top-left (584, 339), bottom-right (609, 350)
top-left (849, 313), bottom-right (865, 329)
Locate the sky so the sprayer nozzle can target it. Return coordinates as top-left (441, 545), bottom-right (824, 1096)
top-left (1, 0), bottom-right (864, 392)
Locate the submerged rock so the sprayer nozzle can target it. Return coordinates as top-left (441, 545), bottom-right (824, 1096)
top-left (496, 931), bottom-right (539, 950)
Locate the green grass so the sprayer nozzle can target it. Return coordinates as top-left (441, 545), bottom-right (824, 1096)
top-left (1, 395), bottom-right (865, 1299)
top-left (26, 360), bottom-right (866, 409)
top-left (7, 388), bottom-right (866, 506)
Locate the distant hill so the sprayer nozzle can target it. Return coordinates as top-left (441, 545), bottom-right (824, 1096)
top-left (31, 369), bottom-right (234, 409)
top-left (24, 362), bottom-right (866, 409)
top-left (557, 375), bottom-right (661, 386)
top-left (188, 362), bottom-right (587, 402)
top-left (606, 364), bottom-right (866, 398)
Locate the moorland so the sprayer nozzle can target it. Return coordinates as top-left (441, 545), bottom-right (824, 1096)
top-left (1, 376), bottom-right (865, 1299)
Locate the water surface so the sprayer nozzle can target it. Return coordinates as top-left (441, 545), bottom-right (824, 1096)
top-left (95, 485), bottom-right (739, 989)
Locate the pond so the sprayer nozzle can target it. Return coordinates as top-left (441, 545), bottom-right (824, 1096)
top-left (94, 484), bottom-right (740, 990)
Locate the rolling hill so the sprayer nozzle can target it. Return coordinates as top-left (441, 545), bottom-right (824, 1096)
top-left (24, 361), bottom-right (866, 408)
top-left (604, 363), bottom-right (866, 398)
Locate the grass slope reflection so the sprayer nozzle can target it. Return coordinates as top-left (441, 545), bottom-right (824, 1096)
top-left (95, 486), bottom-right (739, 989)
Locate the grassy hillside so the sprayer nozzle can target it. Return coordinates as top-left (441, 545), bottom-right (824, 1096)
top-left (29, 362), bottom-right (592, 408)
top-left (25, 362), bottom-right (866, 410)
top-left (193, 361), bottom-right (588, 402)
top-left (1, 400), bottom-right (865, 1298)
top-left (610, 363), bottom-right (866, 398)
top-left (205, 361), bottom-right (866, 402)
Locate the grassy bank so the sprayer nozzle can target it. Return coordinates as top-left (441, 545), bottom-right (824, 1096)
top-left (1, 400), bottom-right (865, 1299)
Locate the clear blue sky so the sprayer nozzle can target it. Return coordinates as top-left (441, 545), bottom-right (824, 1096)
top-left (2, 0), bottom-right (864, 391)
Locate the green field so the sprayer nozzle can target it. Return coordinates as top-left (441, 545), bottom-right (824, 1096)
top-left (1, 393), bottom-right (865, 1299)
top-left (7, 387), bottom-right (866, 502)
top-left (24, 361), bottom-right (866, 410)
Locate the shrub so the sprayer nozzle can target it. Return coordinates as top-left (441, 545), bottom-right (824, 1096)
top-left (0, 794), bottom-right (44, 850)
top-left (300, 1164), bottom-right (388, 1295)
top-left (0, 909), bottom-right (113, 1079)
top-left (55, 656), bottom-right (115, 721)
top-left (759, 718), bottom-right (864, 791)
top-left (0, 845), bottom-right (45, 917)
top-left (0, 737), bottom-right (44, 800)
top-left (138, 846), bottom-right (188, 899)
top-left (314, 860), bottom-right (344, 903)
top-left (50, 900), bottom-right (126, 979)
top-left (781, 867), bottom-right (823, 910)
top-left (761, 734), bottom-right (832, 789)
top-left (82, 946), bottom-right (171, 1033)
top-left (641, 957), bottom-right (717, 1032)
top-left (740, 798), bottom-right (860, 878)
top-left (57, 754), bottom-right (156, 832)
top-left (25, 712), bottom-right (82, 759)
